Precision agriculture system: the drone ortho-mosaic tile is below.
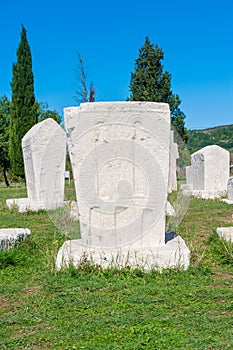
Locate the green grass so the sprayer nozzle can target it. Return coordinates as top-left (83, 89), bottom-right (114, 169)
top-left (0, 184), bottom-right (233, 349)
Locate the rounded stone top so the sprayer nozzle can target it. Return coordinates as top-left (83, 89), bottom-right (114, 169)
top-left (192, 144), bottom-right (230, 157)
top-left (22, 118), bottom-right (65, 146)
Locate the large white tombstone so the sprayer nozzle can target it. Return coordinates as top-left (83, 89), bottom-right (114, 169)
top-left (57, 102), bottom-right (190, 271)
top-left (168, 130), bottom-right (179, 193)
top-left (182, 145), bottom-right (230, 199)
top-left (6, 118), bottom-right (67, 212)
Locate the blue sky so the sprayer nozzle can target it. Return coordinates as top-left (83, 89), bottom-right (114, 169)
top-left (0, 0), bottom-right (232, 130)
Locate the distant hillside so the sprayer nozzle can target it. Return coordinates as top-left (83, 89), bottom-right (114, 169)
top-left (187, 124), bottom-right (233, 155)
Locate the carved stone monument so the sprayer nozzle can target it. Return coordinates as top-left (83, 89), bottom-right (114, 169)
top-left (6, 118), bottom-right (66, 212)
top-left (56, 102), bottom-right (190, 271)
top-left (182, 145), bottom-right (230, 199)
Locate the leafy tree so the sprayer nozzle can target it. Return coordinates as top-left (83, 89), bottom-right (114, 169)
top-left (0, 96), bottom-right (11, 186)
top-left (9, 25), bottom-right (38, 177)
top-left (36, 102), bottom-right (62, 124)
top-left (128, 36), bottom-right (188, 142)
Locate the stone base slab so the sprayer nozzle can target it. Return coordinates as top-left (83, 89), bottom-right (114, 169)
top-left (216, 227), bottom-right (233, 243)
top-left (182, 189), bottom-right (226, 200)
top-left (0, 228), bottom-right (30, 249)
top-left (221, 199), bottom-right (233, 205)
top-left (56, 234), bottom-right (190, 271)
top-left (6, 198), bottom-right (65, 213)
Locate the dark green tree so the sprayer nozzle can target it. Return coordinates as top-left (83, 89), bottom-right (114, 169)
top-left (128, 36), bottom-right (188, 142)
top-left (9, 25), bottom-right (38, 177)
top-left (0, 96), bottom-right (11, 186)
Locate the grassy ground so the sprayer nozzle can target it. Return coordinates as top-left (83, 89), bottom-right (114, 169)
top-left (0, 184), bottom-right (232, 349)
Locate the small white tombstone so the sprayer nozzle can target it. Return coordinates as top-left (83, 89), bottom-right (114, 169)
top-left (64, 170), bottom-right (71, 184)
top-left (183, 145), bottom-right (230, 199)
top-left (222, 177), bottom-right (233, 204)
top-left (227, 177), bottom-right (233, 201)
top-left (56, 102), bottom-right (190, 271)
top-left (6, 118), bottom-right (67, 212)
top-left (216, 227), bottom-right (233, 243)
top-left (168, 130), bottom-right (179, 193)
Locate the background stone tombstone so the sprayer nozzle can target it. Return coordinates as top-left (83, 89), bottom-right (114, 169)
top-left (183, 145), bottom-right (229, 199)
top-left (227, 177), bottom-right (233, 201)
top-left (65, 102), bottom-right (171, 249)
top-left (6, 118), bottom-right (67, 211)
top-left (222, 177), bottom-right (233, 204)
top-left (168, 130), bottom-right (179, 193)
top-left (185, 165), bottom-right (193, 190)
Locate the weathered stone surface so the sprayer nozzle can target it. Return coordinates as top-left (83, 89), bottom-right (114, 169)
top-left (221, 177), bottom-right (233, 204)
top-left (6, 118), bottom-right (66, 212)
top-left (216, 227), bottom-right (233, 243)
top-left (227, 177), bottom-right (233, 200)
top-left (57, 102), bottom-right (190, 271)
top-left (65, 102), bottom-right (171, 248)
top-left (183, 145), bottom-right (230, 199)
top-left (168, 131), bottom-right (179, 193)
top-left (0, 228), bottom-right (30, 250)
top-left (56, 234), bottom-right (190, 271)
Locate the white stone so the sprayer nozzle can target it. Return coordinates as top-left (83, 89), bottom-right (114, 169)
top-left (216, 227), bottom-right (233, 243)
top-left (168, 131), bottom-right (179, 193)
top-left (0, 228), bottom-right (30, 249)
top-left (56, 234), bottom-right (190, 271)
top-left (183, 145), bottom-right (230, 199)
top-left (6, 118), bottom-right (67, 212)
top-left (221, 177), bottom-right (233, 204)
top-left (227, 177), bottom-right (233, 201)
top-left (57, 102), bottom-right (190, 271)
top-left (166, 201), bottom-right (176, 216)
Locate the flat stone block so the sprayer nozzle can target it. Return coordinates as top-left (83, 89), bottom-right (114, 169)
top-left (216, 227), bottom-right (233, 243)
top-left (0, 228), bottom-right (30, 249)
top-left (221, 199), bottom-right (233, 205)
top-left (6, 198), bottom-right (65, 213)
top-left (56, 234), bottom-right (190, 272)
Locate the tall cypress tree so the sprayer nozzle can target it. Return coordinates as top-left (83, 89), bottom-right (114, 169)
top-left (9, 25), bottom-right (37, 177)
top-left (128, 36), bottom-right (188, 142)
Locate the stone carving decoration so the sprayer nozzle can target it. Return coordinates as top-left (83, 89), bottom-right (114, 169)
top-left (57, 102), bottom-right (190, 270)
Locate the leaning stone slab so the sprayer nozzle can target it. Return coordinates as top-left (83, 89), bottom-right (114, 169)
top-left (216, 227), bottom-right (233, 243)
top-left (0, 228), bottom-right (30, 250)
top-left (6, 118), bottom-right (66, 212)
top-left (56, 101), bottom-right (190, 271)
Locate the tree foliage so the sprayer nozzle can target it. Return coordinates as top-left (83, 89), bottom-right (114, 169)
top-left (0, 96), bottom-right (11, 186)
top-left (36, 102), bottom-right (62, 124)
top-left (9, 25), bottom-right (38, 177)
top-left (187, 124), bottom-right (233, 154)
top-left (128, 36), bottom-right (188, 142)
